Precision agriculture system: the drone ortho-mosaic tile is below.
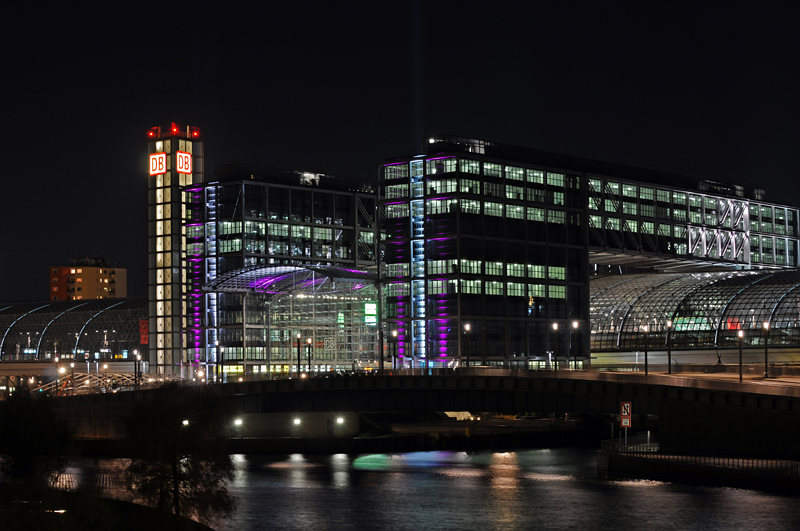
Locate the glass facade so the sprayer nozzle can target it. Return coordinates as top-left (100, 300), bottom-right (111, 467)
top-left (0, 299), bottom-right (147, 361)
top-left (183, 165), bottom-right (379, 378)
top-left (589, 271), bottom-right (800, 351)
top-left (381, 143), bottom-right (590, 369)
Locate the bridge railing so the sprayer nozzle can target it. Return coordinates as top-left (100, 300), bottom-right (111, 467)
top-left (601, 435), bottom-right (800, 477)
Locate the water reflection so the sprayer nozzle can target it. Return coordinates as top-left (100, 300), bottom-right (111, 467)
top-left (66, 449), bottom-right (800, 531)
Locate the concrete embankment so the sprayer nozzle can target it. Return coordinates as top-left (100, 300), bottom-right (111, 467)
top-left (598, 451), bottom-right (800, 492)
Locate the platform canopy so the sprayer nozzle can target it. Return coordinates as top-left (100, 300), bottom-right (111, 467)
top-left (202, 265), bottom-right (378, 297)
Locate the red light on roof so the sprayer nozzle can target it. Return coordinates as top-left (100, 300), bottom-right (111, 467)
top-left (193, 132), bottom-right (198, 136)
top-left (149, 132), bottom-right (154, 136)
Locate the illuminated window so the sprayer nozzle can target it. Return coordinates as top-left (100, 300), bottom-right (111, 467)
top-left (460, 199), bottom-right (481, 214)
top-left (527, 207), bottom-right (545, 222)
top-left (527, 188), bottom-right (546, 203)
top-left (527, 169), bottom-right (544, 184)
top-left (484, 202), bottom-right (503, 217)
top-left (459, 159), bottom-right (480, 174)
top-left (52, 287), bottom-right (58, 292)
top-left (605, 217), bottom-right (620, 231)
top-left (386, 184), bottom-right (409, 199)
top-left (426, 158), bottom-right (456, 175)
top-left (528, 284), bottom-right (545, 298)
top-left (507, 263), bottom-right (525, 277)
top-left (386, 263), bottom-right (409, 278)
top-left (428, 280), bottom-right (457, 294)
top-left (622, 184), bottom-right (637, 197)
top-left (76, 278), bottom-right (82, 283)
top-left (546, 173), bottom-right (564, 187)
top-left (548, 285), bottom-right (566, 299)
top-left (385, 164), bottom-right (409, 180)
top-left (623, 202), bottom-right (637, 216)
top-left (459, 260), bottom-right (481, 274)
top-left (460, 279), bottom-right (482, 294)
top-left (640, 188), bottom-right (654, 201)
top-left (485, 262), bottom-right (503, 276)
top-left (506, 185), bottom-right (523, 200)
top-left (549, 191), bottom-right (564, 206)
top-left (386, 204), bottom-right (409, 218)
top-left (485, 281), bottom-right (504, 295)
top-left (484, 163), bottom-right (502, 177)
top-left (505, 166), bottom-right (523, 181)
top-left (507, 282), bottom-right (525, 296)
top-left (507, 205), bottom-right (524, 219)
top-left (548, 266), bottom-right (565, 280)
top-left (527, 265), bottom-right (545, 279)
top-left (641, 222), bottom-right (654, 234)
top-left (460, 178), bottom-right (480, 193)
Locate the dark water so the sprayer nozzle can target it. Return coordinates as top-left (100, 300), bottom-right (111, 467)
top-left (211, 449), bottom-right (800, 531)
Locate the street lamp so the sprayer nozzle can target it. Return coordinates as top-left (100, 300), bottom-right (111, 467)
top-left (70, 363), bottom-right (74, 396)
top-left (738, 329), bottom-right (744, 383)
top-left (642, 325), bottom-right (649, 376)
top-left (307, 337), bottom-right (312, 375)
top-left (666, 320), bottom-right (673, 375)
top-left (391, 330), bottom-right (398, 370)
top-left (464, 323), bottom-right (471, 368)
top-left (763, 321), bottom-right (770, 378)
top-left (296, 333), bottom-right (302, 378)
top-left (552, 323), bottom-right (558, 372)
top-left (572, 321), bottom-right (579, 370)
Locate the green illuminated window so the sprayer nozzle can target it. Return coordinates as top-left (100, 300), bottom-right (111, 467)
top-left (460, 159), bottom-right (481, 174)
top-left (640, 187), bottom-right (654, 201)
top-left (527, 265), bottom-right (545, 278)
top-left (484, 183), bottom-right (503, 197)
top-left (547, 173), bottom-right (564, 187)
top-left (505, 166), bottom-right (524, 181)
top-left (657, 190), bottom-right (671, 203)
top-left (527, 188), bottom-right (546, 203)
top-left (385, 164), bottom-right (409, 180)
top-left (485, 261), bottom-right (503, 275)
top-left (548, 285), bottom-right (566, 299)
top-left (460, 199), bottom-right (481, 214)
top-left (460, 178), bottom-right (480, 193)
top-left (548, 266), bottom-right (565, 280)
top-left (506, 185), bottom-right (523, 200)
top-left (484, 202), bottom-right (503, 217)
top-left (484, 163), bottom-right (502, 177)
top-left (426, 158), bottom-right (456, 175)
top-left (527, 207), bottom-right (546, 222)
top-left (460, 260), bottom-right (481, 274)
top-left (386, 184), bottom-right (408, 199)
top-left (528, 284), bottom-right (545, 298)
top-left (641, 222), bottom-right (654, 234)
top-left (622, 184), bottom-right (637, 197)
top-left (486, 281), bottom-right (504, 295)
top-left (606, 217), bottom-right (620, 231)
top-left (623, 202), bottom-right (637, 215)
top-left (507, 205), bottom-right (524, 219)
top-left (460, 279), bottom-right (482, 294)
top-left (507, 282), bottom-right (525, 296)
top-left (674, 193), bottom-right (687, 205)
top-left (507, 263), bottom-right (525, 277)
top-left (527, 169), bottom-right (544, 184)
top-left (386, 204), bottom-right (410, 218)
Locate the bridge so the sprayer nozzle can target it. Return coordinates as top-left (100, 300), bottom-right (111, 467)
top-left (50, 369), bottom-right (800, 459)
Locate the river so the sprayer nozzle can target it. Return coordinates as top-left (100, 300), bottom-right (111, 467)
top-left (69, 449), bottom-right (800, 530)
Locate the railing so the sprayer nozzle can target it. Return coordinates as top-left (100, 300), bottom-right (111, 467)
top-left (601, 435), bottom-right (800, 477)
top-left (32, 373), bottom-right (184, 396)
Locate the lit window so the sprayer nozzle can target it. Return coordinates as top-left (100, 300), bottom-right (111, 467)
top-left (507, 282), bottom-right (525, 296)
top-left (485, 281), bottom-right (504, 295)
top-left (483, 163), bottom-right (502, 178)
top-left (459, 159), bottom-right (481, 174)
top-left (546, 173), bottom-right (564, 187)
top-left (76, 278), bottom-right (83, 282)
top-left (527, 169), bottom-right (544, 184)
top-left (70, 269), bottom-right (76, 274)
top-left (548, 285), bottom-right (566, 299)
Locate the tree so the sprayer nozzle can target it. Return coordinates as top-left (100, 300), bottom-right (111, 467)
top-left (0, 390), bottom-right (75, 485)
top-left (125, 384), bottom-right (236, 525)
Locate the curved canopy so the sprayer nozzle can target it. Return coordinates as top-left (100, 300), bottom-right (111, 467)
top-left (590, 271), bottom-right (800, 351)
top-left (0, 298), bottom-right (147, 360)
top-left (202, 265), bottom-right (378, 296)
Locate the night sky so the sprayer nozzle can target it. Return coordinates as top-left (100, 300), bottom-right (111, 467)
top-left (4, 1), bottom-right (799, 303)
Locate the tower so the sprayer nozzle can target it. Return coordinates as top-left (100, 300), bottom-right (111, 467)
top-left (146, 123), bottom-right (204, 375)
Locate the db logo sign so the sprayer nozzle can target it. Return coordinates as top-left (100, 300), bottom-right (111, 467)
top-left (149, 153), bottom-right (166, 175)
top-left (176, 151), bottom-right (192, 174)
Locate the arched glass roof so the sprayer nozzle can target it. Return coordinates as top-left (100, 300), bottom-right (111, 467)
top-left (203, 265), bottom-right (378, 296)
top-left (0, 299), bottom-right (147, 361)
top-left (589, 271), bottom-right (800, 351)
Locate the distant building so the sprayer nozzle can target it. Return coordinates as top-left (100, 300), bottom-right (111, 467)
top-left (49, 258), bottom-right (127, 301)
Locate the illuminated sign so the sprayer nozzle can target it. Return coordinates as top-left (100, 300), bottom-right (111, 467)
top-left (176, 151), bottom-right (192, 174)
top-left (149, 153), bottom-right (166, 175)
top-left (365, 303), bottom-right (377, 325)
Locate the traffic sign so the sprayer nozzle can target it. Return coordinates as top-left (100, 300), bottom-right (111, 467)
top-left (324, 337), bottom-right (336, 351)
top-left (620, 401), bottom-right (632, 428)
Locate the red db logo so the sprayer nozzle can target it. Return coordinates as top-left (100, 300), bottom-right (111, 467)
top-left (149, 153), bottom-right (166, 175)
top-left (176, 151), bottom-right (192, 174)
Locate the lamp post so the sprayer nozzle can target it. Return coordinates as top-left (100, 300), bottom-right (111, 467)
top-left (391, 330), bottom-right (398, 370)
top-left (738, 329), bottom-right (744, 383)
top-left (763, 321), bottom-right (770, 378)
top-left (552, 323), bottom-right (558, 372)
top-left (133, 349), bottom-right (139, 390)
top-left (103, 364), bottom-right (108, 391)
top-left (643, 325), bottom-right (649, 376)
top-left (70, 363), bottom-right (74, 396)
top-left (296, 333), bottom-right (302, 378)
top-left (571, 320), bottom-right (579, 370)
top-left (307, 337), bottom-right (312, 375)
top-left (666, 320), bottom-right (673, 375)
top-left (464, 323), bottom-right (471, 368)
